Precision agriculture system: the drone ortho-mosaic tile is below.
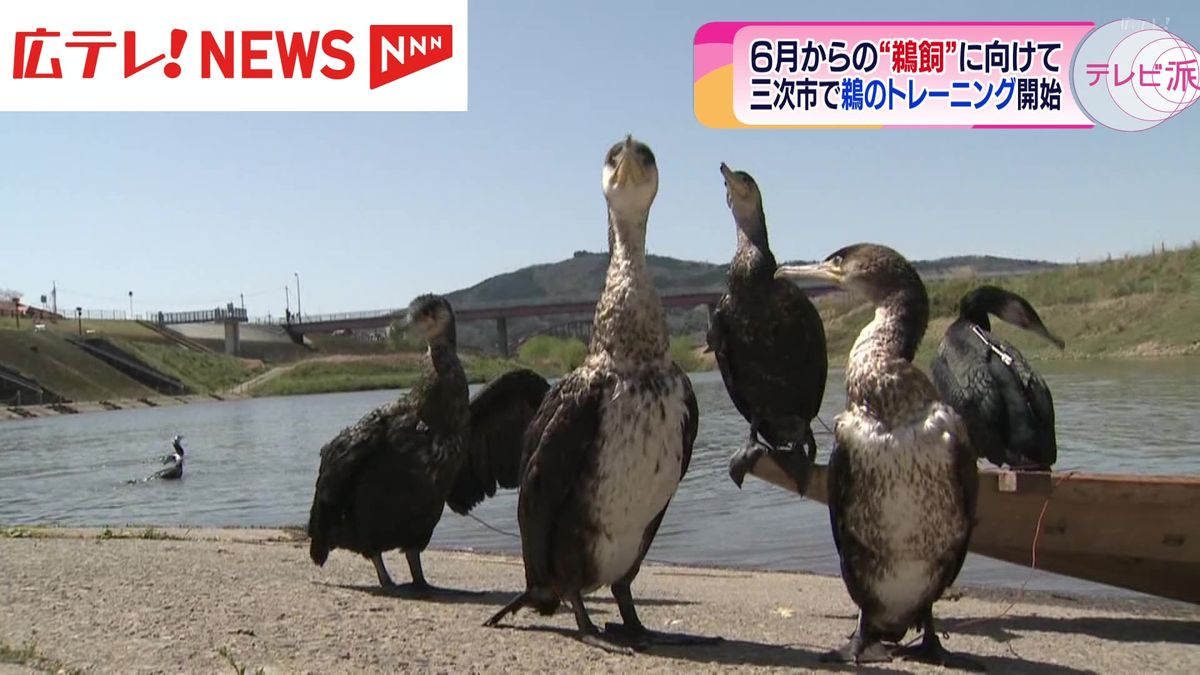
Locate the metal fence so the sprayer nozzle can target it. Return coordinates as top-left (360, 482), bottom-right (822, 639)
top-left (151, 307), bottom-right (248, 325)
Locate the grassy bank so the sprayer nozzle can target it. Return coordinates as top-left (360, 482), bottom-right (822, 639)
top-left (247, 334), bottom-right (708, 398)
top-left (0, 320), bottom-right (262, 404)
top-left (246, 353), bottom-right (537, 397)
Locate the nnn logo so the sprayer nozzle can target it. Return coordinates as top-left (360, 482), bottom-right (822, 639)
top-left (369, 25), bottom-right (452, 90)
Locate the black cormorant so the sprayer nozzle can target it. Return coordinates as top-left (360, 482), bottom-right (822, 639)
top-left (707, 163), bottom-right (828, 492)
top-left (306, 294), bottom-right (549, 594)
top-left (485, 136), bottom-right (716, 653)
top-left (156, 435), bottom-right (185, 480)
top-left (776, 244), bottom-right (980, 669)
top-left (932, 285), bottom-right (1063, 470)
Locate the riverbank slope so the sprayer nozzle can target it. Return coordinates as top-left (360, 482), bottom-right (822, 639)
top-left (1, 527), bottom-right (1196, 673)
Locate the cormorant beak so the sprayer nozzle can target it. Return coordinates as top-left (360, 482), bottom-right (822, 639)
top-left (1038, 325), bottom-right (1066, 350)
top-left (775, 261), bottom-right (845, 284)
top-left (719, 162), bottom-right (746, 198)
top-left (613, 134), bottom-right (643, 187)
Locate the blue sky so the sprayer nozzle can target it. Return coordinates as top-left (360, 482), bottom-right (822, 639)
top-left (2, 1), bottom-right (1197, 317)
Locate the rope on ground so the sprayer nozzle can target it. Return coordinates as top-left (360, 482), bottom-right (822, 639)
top-left (903, 469), bottom-right (1079, 649)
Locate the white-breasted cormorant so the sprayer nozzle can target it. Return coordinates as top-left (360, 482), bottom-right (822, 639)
top-left (485, 136), bottom-right (716, 653)
top-left (708, 163), bottom-right (828, 492)
top-left (307, 294), bottom-right (549, 594)
top-left (932, 285), bottom-right (1063, 470)
top-left (777, 244), bottom-right (980, 669)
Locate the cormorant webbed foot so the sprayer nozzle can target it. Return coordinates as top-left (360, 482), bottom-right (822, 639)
top-left (822, 614), bottom-right (892, 665)
top-left (892, 624), bottom-right (984, 667)
top-left (607, 581), bottom-right (723, 648)
top-left (570, 592), bottom-right (638, 655)
top-left (728, 440), bottom-right (767, 488)
top-left (484, 591), bottom-right (527, 626)
top-left (767, 442), bottom-right (814, 496)
top-left (387, 581), bottom-right (483, 599)
top-left (894, 613), bottom-right (985, 671)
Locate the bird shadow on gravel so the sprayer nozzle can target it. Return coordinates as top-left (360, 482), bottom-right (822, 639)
top-left (943, 614), bottom-right (1200, 646)
top-left (485, 623), bottom-right (864, 671)
top-left (324, 583), bottom-right (696, 609)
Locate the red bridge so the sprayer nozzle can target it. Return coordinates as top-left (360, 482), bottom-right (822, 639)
top-left (282, 287), bottom-right (838, 356)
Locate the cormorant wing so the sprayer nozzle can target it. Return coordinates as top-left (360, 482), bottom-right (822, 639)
top-left (516, 370), bottom-right (607, 591)
top-left (676, 363), bottom-right (699, 478)
top-left (309, 399), bottom-right (417, 518)
top-left (445, 368), bottom-right (551, 515)
top-left (987, 336), bottom-right (1057, 468)
top-left (826, 424), bottom-right (882, 617)
top-left (932, 327), bottom-right (1010, 467)
top-left (706, 302), bottom-right (755, 424)
top-left (931, 419), bottom-right (980, 598)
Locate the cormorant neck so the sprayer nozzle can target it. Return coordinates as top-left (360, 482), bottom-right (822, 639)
top-left (880, 286), bottom-right (929, 362)
top-left (428, 339), bottom-right (457, 366)
top-left (731, 225), bottom-right (776, 283)
top-left (958, 288), bottom-right (995, 331)
top-left (844, 284), bottom-right (931, 420)
top-left (590, 209), bottom-right (668, 364)
top-left (417, 338), bottom-right (468, 435)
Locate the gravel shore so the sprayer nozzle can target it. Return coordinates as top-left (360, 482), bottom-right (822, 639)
top-left (1, 528), bottom-right (1197, 674)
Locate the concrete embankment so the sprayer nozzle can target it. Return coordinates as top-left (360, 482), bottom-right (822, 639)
top-left (0, 393), bottom-right (246, 422)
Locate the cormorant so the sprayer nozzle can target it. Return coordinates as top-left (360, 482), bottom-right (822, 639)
top-left (932, 285), bottom-right (1063, 470)
top-left (156, 435), bottom-right (185, 480)
top-left (307, 294), bottom-right (549, 594)
top-left (776, 244), bottom-right (980, 669)
top-left (707, 163), bottom-right (828, 492)
top-left (485, 136), bottom-right (716, 653)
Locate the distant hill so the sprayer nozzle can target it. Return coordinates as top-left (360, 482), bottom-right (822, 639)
top-left (445, 250), bottom-right (1060, 352)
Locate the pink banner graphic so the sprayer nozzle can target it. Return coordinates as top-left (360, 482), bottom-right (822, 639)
top-left (695, 22), bottom-right (1095, 129)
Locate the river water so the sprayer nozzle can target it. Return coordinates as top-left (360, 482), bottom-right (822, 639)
top-left (1, 360), bottom-right (1197, 598)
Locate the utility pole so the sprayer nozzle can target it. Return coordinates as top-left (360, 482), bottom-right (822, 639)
top-left (240, 292), bottom-right (245, 312)
top-left (75, 307), bottom-right (82, 335)
top-left (51, 281), bottom-right (57, 316)
top-left (294, 272), bottom-right (302, 324)
top-left (128, 291), bottom-right (133, 320)
top-left (285, 286), bottom-right (291, 324)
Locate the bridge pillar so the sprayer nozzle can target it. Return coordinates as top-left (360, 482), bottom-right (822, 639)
top-left (496, 317), bottom-right (510, 357)
top-left (223, 302), bottom-right (241, 356)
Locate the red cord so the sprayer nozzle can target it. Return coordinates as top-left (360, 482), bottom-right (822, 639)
top-left (948, 470), bottom-right (1078, 634)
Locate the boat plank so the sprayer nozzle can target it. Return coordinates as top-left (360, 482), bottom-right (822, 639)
top-left (748, 456), bottom-right (1200, 604)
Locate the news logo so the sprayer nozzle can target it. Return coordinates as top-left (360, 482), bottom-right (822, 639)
top-left (370, 25), bottom-right (453, 90)
top-left (0, 1), bottom-right (468, 111)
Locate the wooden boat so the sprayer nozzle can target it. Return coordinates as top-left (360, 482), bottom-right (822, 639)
top-left (748, 457), bottom-right (1200, 604)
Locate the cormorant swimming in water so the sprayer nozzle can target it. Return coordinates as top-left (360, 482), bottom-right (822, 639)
top-left (932, 285), bottom-right (1064, 470)
top-left (307, 294), bottom-right (549, 594)
top-left (156, 435), bottom-right (185, 480)
top-left (777, 244), bottom-right (980, 669)
top-left (707, 163), bottom-right (828, 493)
top-left (486, 136), bottom-right (717, 653)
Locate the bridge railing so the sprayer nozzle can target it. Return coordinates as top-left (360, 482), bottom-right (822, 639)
top-left (153, 307), bottom-right (249, 325)
top-left (292, 309), bottom-right (402, 325)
